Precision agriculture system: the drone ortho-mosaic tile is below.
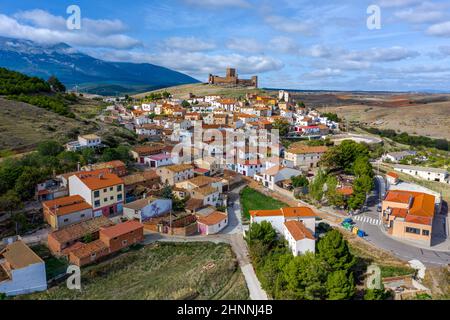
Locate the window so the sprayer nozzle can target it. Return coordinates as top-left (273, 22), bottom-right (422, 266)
top-left (103, 188), bottom-right (107, 192)
top-left (422, 230), bottom-right (430, 236)
top-left (122, 240), bottom-right (128, 246)
top-left (80, 214), bottom-right (85, 218)
top-left (118, 194), bottom-right (123, 201)
top-left (110, 196), bottom-right (114, 200)
top-left (110, 187), bottom-right (113, 191)
top-left (104, 198), bottom-right (107, 202)
top-left (405, 227), bottom-right (420, 235)
top-left (64, 218), bottom-right (69, 222)
top-left (94, 200), bottom-right (100, 207)
top-left (94, 190), bottom-right (100, 198)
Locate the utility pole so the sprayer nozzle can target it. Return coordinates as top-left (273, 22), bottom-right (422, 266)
top-left (169, 209), bottom-right (173, 236)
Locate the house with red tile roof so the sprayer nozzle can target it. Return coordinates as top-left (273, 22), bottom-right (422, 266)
top-left (68, 169), bottom-right (125, 218)
top-left (382, 190), bottom-right (436, 246)
top-left (386, 171), bottom-right (400, 185)
top-left (250, 207), bottom-right (316, 236)
top-left (283, 220), bottom-right (315, 256)
top-left (82, 160), bottom-right (128, 177)
top-left (68, 220), bottom-right (144, 267)
top-left (197, 211), bottom-right (228, 235)
top-left (42, 195), bottom-right (93, 230)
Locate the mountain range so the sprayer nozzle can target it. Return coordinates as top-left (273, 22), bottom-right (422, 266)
top-left (0, 37), bottom-right (199, 95)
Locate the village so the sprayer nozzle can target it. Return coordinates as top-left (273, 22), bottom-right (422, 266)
top-left (0, 68), bottom-right (449, 300)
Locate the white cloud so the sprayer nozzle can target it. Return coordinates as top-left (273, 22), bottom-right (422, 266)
top-left (427, 21), bottom-right (450, 37)
top-left (264, 15), bottom-right (314, 34)
top-left (0, 11), bottom-right (140, 49)
top-left (226, 37), bottom-right (265, 53)
top-left (305, 68), bottom-right (342, 78)
top-left (162, 36), bottom-right (216, 51)
top-left (91, 49), bottom-right (284, 78)
top-left (304, 45), bottom-right (334, 58)
top-left (394, 2), bottom-right (447, 24)
top-left (269, 36), bottom-right (299, 54)
top-left (343, 46), bottom-right (420, 62)
top-left (377, 0), bottom-right (422, 8)
top-left (182, 0), bottom-right (250, 8)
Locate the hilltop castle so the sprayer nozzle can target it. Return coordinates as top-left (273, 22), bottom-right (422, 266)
top-left (208, 68), bottom-right (258, 88)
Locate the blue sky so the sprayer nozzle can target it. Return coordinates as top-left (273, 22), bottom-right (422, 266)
top-left (1, 0), bottom-right (450, 91)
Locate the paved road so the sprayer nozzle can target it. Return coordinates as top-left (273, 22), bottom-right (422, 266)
top-left (351, 175), bottom-right (450, 266)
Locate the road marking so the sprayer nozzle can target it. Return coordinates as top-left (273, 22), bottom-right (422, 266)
top-left (353, 215), bottom-right (381, 226)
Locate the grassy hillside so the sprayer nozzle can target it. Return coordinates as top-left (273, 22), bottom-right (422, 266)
top-left (133, 83), bottom-right (265, 100)
top-left (0, 96), bottom-right (136, 154)
top-left (20, 242), bottom-right (249, 300)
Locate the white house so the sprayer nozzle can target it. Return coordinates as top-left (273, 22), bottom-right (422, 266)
top-left (65, 134), bottom-right (102, 151)
top-left (250, 207), bottom-right (316, 256)
top-left (249, 207), bottom-right (316, 235)
top-left (393, 164), bottom-right (449, 183)
top-left (236, 160), bottom-right (264, 177)
top-left (78, 134), bottom-right (102, 148)
top-left (123, 197), bottom-right (172, 223)
top-left (283, 220), bottom-right (316, 256)
top-left (382, 151), bottom-right (417, 163)
top-left (204, 95), bottom-right (221, 103)
top-left (135, 124), bottom-right (163, 136)
top-left (144, 153), bottom-right (173, 168)
top-left (142, 103), bottom-right (156, 112)
top-left (284, 145), bottom-right (328, 169)
top-left (0, 240), bottom-right (47, 296)
top-left (255, 166), bottom-right (302, 190)
top-left (134, 115), bottom-right (151, 126)
top-left (190, 186), bottom-right (221, 207)
top-left (197, 211), bottom-right (228, 235)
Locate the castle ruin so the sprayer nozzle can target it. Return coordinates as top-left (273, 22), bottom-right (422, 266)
top-left (208, 68), bottom-right (258, 88)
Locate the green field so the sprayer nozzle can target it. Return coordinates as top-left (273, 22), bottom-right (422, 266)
top-left (240, 186), bottom-right (288, 221)
top-left (20, 242), bottom-right (249, 300)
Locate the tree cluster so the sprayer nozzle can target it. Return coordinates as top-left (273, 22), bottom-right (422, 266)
top-left (247, 223), bottom-right (357, 300)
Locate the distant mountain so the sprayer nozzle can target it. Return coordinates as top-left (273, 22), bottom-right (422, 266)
top-left (0, 37), bottom-right (199, 95)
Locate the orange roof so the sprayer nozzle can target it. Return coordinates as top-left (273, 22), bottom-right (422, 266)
top-left (391, 207), bottom-right (408, 218)
top-left (282, 207), bottom-right (316, 217)
top-left (284, 220), bottom-right (315, 241)
top-left (385, 191), bottom-right (413, 204)
top-left (385, 190), bottom-right (435, 222)
top-left (387, 171), bottom-right (399, 179)
top-left (250, 207), bottom-right (316, 218)
top-left (74, 169), bottom-right (123, 190)
top-left (405, 215), bottom-right (433, 225)
top-left (337, 186), bottom-right (353, 196)
top-left (43, 195), bottom-right (92, 216)
top-left (70, 240), bottom-right (108, 259)
top-left (197, 211), bottom-right (227, 226)
top-left (218, 98), bottom-right (236, 104)
top-left (100, 220), bottom-right (143, 239)
top-left (287, 145), bottom-right (328, 155)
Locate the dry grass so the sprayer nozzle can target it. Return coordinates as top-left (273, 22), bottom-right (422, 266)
top-left (0, 97), bottom-right (137, 154)
top-left (20, 242), bottom-right (249, 300)
top-left (133, 83), bottom-right (264, 100)
top-left (326, 101), bottom-right (450, 140)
